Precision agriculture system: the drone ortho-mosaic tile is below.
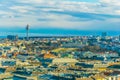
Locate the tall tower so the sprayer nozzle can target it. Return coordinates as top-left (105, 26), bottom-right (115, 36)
top-left (26, 24), bottom-right (29, 40)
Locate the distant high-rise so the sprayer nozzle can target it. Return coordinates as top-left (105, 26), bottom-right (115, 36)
top-left (102, 32), bottom-right (107, 38)
top-left (119, 35), bottom-right (120, 41)
top-left (7, 35), bottom-right (18, 41)
top-left (26, 24), bottom-right (29, 40)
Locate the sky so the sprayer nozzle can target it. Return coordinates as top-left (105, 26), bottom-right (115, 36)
top-left (0, 0), bottom-right (120, 35)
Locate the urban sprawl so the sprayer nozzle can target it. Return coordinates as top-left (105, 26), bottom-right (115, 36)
top-left (0, 31), bottom-right (120, 80)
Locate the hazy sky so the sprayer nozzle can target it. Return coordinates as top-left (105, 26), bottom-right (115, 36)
top-left (0, 0), bottom-right (120, 32)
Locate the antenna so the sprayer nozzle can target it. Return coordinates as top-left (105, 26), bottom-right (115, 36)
top-left (26, 24), bottom-right (29, 40)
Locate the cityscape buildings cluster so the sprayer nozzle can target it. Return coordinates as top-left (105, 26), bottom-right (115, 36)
top-left (0, 29), bottom-right (120, 80)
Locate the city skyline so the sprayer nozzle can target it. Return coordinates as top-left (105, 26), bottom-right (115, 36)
top-left (0, 0), bottom-right (120, 33)
top-left (0, 1), bottom-right (120, 79)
